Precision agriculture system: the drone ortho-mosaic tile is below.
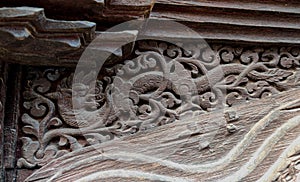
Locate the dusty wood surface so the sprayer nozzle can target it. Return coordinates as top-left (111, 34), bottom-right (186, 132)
top-left (0, 64), bottom-right (23, 182)
top-left (150, 0), bottom-right (300, 44)
top-left (14, 40), bottom-right (300, 181)
top-left (0, 7), bottom-right (139, 67)
top-left (0, 7), bottom-right (95, 67)
top-left (26, 88), bottom-right (300, 181)
top-left (0, 1), bottom-right (299, 182)
top-left (0, 62), bottom-right (7, 180)
top-left (0, 0), bottom-right (155, 30)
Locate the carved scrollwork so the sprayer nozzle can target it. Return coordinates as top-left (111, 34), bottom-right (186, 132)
top-left (214, 45), bottom-right (300, 106)
top-left (276, 152), bottom-right (300, 182)
top-left (18, 41), bottom-right (300, 168)
top-left (17, 68), bottom-right (115, 168)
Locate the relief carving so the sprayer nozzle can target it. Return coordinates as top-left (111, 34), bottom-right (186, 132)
top-left (18, 41), bottom-right (300, 168)
top-left (276, 152), bottom-right (300, 182)
top-left (25, 88), bottom-right (300, 181)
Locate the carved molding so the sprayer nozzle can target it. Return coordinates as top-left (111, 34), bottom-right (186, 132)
top-left (1, 1), bottom-right (300, 50)
top-left (17, 41), bottom-right (300, 170)
top-left (0, 7), bottom-right (96, 66)
top-left (0, 0), bottom-right (155, 29)
top-left (149, 0), bottom-right (300, 44)
top-left (0, 7), bottom-right (141, 67)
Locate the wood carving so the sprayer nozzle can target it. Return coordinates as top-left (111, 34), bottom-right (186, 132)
top-left (17, 41), bottom-right (300, 173)
top-left (276, 153), bottom-right (300, 182)
top-left (0, 1), bottom-right (299, 181)
top-left (26, 88), bottom-right (300, 181)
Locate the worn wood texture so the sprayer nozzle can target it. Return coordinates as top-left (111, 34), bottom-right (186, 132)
top-left (0, 7), bottom-right (139, 67)
top-left (150, 0), bottom-right (300, 44)
top-left (13, 40), bottom-right (300, 181)
top-left (1, 0), bottom-right (300, 44)
top-left (0, 1), bottom-right (299, 182)
top-left (0, 0), bottom-right (155, 30)
top-left (1, 64), bottom-right (22, 182)
top-left (0, 7), bottom-right (95, 67)
top-left (26, 88), bottom-right (300, 181)
top-left (0, 62), bottom-right (8, 181)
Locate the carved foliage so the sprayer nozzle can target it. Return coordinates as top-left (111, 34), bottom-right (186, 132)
top-left (18, 42), bottom-right (300, 168)
top-left (276, 152), bottom-right (300, 182)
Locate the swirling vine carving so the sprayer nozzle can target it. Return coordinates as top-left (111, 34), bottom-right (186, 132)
top-left (276, 152), bottom-right (300, 182)
top-left (18, 42), bottom-right (300, 168)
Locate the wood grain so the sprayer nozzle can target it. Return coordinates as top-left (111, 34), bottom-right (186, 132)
top-left (26, 88), bottom-right (300, 181)
top-left (0, 2), bottom-right (299, 182)
top-left (0, 0), bottom-right (155, 30)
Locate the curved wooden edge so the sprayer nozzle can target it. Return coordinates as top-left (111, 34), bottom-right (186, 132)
top-left (0, 7), bottom-right (140, 67)
top-left (0, 7), bottom-right (95, 66)
top-left (1, 0), bottom-right (300, 47)
top-left (26, 88), bottom-right (300, 181)
top-left (1, 1), bottom-right (300, 67)
top-left (0, 0), bottom-right (155, 29)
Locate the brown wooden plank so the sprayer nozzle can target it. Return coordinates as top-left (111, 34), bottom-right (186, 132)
top-left (0, 0), bottom-right (155, 30)
top-left (0, 62), bottom-right (8, 182)
top-left (2, 64), bottom-right (23, 182)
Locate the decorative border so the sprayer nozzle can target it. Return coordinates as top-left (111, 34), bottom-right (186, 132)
top-left (17, 41), bottom-right (300, 169)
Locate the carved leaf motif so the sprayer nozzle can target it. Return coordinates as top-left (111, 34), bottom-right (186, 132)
top-left (240, 50), bottom-right (260, 64)
top-left (276, 152), bottom-right (300, 182)
top-left (18, 43), bottom-right (300, 169)
top-left (248, 69), bottom-right (293, 83)
top-left (21, 114), bottom-right (39, 136)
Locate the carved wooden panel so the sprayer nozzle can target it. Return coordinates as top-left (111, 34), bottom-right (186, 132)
top-left (0, 1), bottom-right (300, 181)
top-left (13, 41), bottom-right (300, 181)
top-left (25, 89), bottom-right (300, 181)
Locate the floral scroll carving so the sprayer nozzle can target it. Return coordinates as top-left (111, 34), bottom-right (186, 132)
top-left (18, 41), bottom-right (300, 168)
top-left (276, 152), bottom-right (300, 182)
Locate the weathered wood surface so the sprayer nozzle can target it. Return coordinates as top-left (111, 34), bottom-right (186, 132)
top-left (0, 0), bottom-right (155, 30)
top-left (1, 1), bottom-right (300, 66)
top-left (1, 0), bottom-right (300, 46)
top-left (12, 40), bottom-right (300, 182)
top-left (0, 64), bottom-right (23, 182)
top-left (0, 62), bottom-right (7, 180)
top-left (0, 7), bottom-right (139, 67)
top-left (0, 7), bottom-right (95, 66)
top-left (0, 2), bottom-right (299, 182)
top-left (26, 88), bottom-right (300, 181)
top-left (150, 0), bottom-right (300, 44)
